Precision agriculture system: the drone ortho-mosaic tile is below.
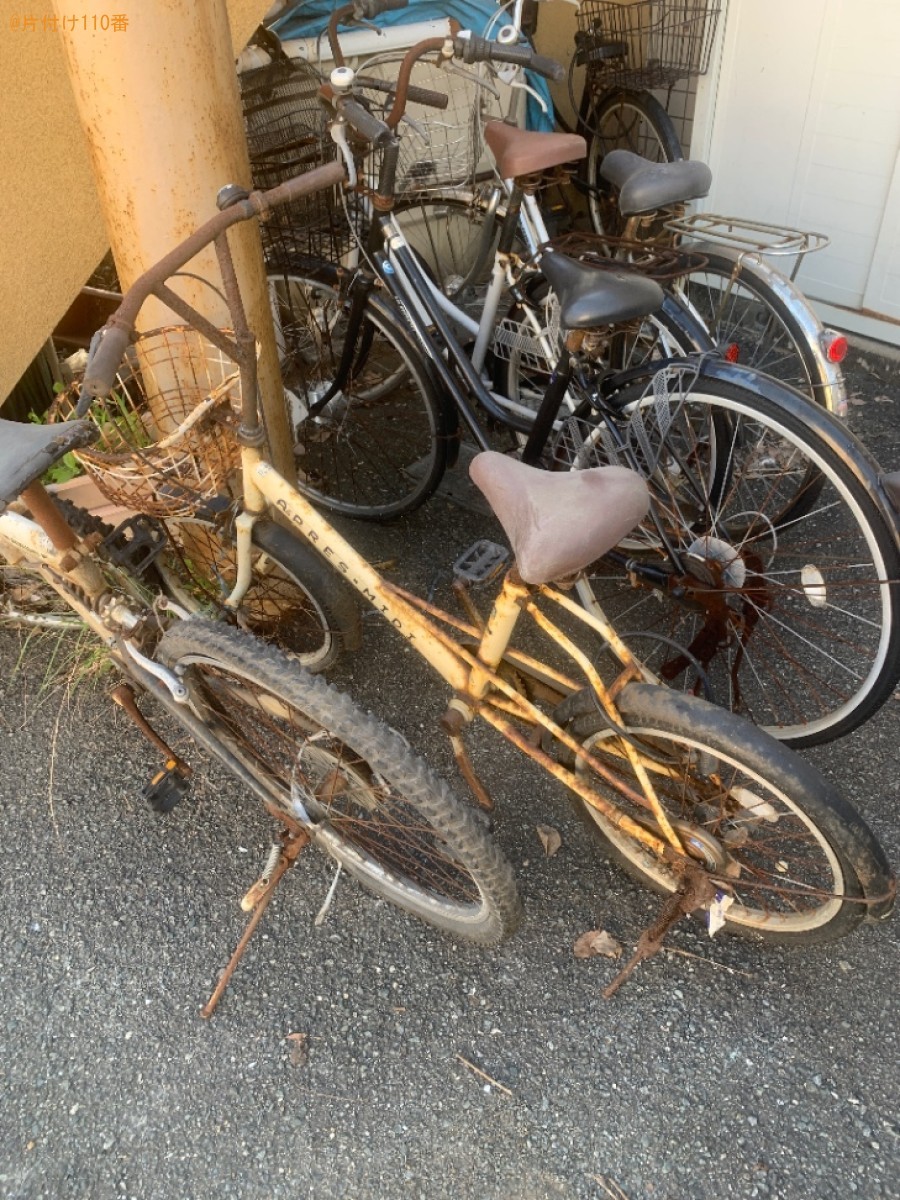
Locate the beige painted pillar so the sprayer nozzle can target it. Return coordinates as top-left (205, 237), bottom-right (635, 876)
top-left (52, 0), bottom-right (294, 476)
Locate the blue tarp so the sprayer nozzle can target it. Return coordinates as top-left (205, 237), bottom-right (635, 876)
top-left (271, 1), bottom-right (554, 131)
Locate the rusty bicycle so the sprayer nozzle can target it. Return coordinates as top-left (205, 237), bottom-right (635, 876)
top-left (10, 156), bottom-right (885, 1010)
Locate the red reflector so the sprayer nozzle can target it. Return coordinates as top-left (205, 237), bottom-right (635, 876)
top-left (724, 343), bottom-right (741, 363)
top-left (825, 333), bottom-right (848, 364)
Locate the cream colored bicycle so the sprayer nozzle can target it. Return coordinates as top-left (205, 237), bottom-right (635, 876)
top-left (5, 160), bottom-right (892, 1010)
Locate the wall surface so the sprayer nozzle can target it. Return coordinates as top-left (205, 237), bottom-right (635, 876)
top-left (0, 0), bottom-right (270, 402)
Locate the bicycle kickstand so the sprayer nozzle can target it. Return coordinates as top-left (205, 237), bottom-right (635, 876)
top-left (602, 866), bottom-right (718, 999)
top-left (201, 825), bottom-right (310, 1019)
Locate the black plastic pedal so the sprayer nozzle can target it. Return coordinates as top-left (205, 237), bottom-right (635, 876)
top-left (142, 759), bottom-right (192, 814)
top-left (100, 515), bottom-right (167, 575)
top-left (453, 539), bottom-right (510, 584)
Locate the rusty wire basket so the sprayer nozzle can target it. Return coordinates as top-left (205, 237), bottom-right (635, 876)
top-left (550, 230), bottom-right (707, 281)
top-left (577, 0), bottom-right (721, 91)
top-left (55, 327), bottom-right (242, 519)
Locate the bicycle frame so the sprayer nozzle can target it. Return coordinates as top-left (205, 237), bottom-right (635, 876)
top-left (233, 439), bottom-right (684, 861)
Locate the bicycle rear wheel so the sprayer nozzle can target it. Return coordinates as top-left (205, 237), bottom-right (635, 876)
top-left (268, 264), bottom-right (450, 520)
top-left (675, 248), bottom-right (841, 411)
top-left (563, 367), bottom-right (900, 745)
top-left (159, 619), bottom-right (522, 943)
top-left (556, 683), bottom-right (892, 944)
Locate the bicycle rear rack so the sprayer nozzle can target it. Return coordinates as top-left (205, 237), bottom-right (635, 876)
top-left (666, 212), bottom-right (830, 260)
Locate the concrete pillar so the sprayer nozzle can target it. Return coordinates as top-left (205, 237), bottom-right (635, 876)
top-left (52, 0), bottom-right (294, 476)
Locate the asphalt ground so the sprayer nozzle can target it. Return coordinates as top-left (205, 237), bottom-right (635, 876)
top-left (1, 345), bottom-right (899, 1200)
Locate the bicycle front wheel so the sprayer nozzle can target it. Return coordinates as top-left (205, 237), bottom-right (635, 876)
top-left (158, 620), bottom-right (522, 943)
top-left (157, 517), bottom-right (359, 672)
top-left (392, 190), bottom-right (513, 324)
top-left (556, 683), bottom-right (891, 944)
top-left (268, 264), bottom-right (450, 520)
top-left (568, 369), bottom-right (900, 745)
top-left (583, 88), bottom-right (683, 237)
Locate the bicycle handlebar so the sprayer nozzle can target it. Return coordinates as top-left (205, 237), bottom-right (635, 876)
top-left (356, 0), bottom-right (408, 16)
top-left (452, 33), bottom-right (564, 82)
top-left (80, 159), bottom-right (347, 398)
top-left (336, 96), bottom-right (395, 145)
top-left (355, 73), bottom-right (449, 112)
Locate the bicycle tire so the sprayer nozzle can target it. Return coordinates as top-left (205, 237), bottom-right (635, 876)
top-left (555, 683), bottom-right (892, 945)
top-left (392, 190), bottom-right (515, 324)
top-left (675, 247), bottom-right (841, 411)
top-left (583, 88), bottom-right (683, 238)
top-left (493, 287), bottom-right (706, 421)
top-left (158, 619), bottom-right (522, 944)
top-left (157, 516), bottom-right (360, 672)
top-left (565, 367), bottom-right (900, 746)
top-left (268, 264), bottom-right (451, 521)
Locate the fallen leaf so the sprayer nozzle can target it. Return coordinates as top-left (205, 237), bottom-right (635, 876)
top-left (874, 394), bottom-right (894, 403)
top-left (574, 929), bottom-right (623, 960)
top-left (536, 824), bottom-right (562, 857)
top-left (286, 1031), bottom-right (309, 1068)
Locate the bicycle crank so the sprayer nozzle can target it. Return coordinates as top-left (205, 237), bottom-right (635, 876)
top-left (110, 682), bottom-right (193, 813)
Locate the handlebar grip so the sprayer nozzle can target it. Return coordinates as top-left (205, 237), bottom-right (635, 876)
top-left (339, 97), bottom-right (393, 145)
top-left (525, 51), bottom-right (565, 82)
top-left (81, 324), bottom-right (133, 402)
top-left (453, 34), bottom-right (564, 83)
top-left (262, 159), bottom-right (347, 208)
top-left (356, 74), bottom-right (449, 111)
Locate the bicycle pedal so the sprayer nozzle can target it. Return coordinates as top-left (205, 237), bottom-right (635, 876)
top-left (100, 515), bottom-right (167, 576)
top-left (453, 540), bottom-right (509, 585)
top-left (142, 758), bottom-right (192, 814)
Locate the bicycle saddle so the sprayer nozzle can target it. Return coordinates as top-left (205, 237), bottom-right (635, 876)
top-left (469, 451), bottom-right (649, 585)
top-left (600, 149), bottom-right (712, 216)
top-left (484, 120), bottom-right (586, 179)
top-left (540, 248), bottom-right (664, 328)
top-left (0, 417), bottom-right (98, 514)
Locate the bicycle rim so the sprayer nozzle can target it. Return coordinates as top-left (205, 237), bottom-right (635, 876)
top-left (570, 374), bottom-right (900, 744)
top-left (562, 684), bottom-right (867, 941)
top-left (268, 266), bottom-right (448, 520)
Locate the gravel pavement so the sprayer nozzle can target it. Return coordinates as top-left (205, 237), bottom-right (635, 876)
top-left (1, 345), bottom-right (898, 1200)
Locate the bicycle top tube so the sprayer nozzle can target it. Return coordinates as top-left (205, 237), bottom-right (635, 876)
top-left (81, 160), bottom-right (346, 400)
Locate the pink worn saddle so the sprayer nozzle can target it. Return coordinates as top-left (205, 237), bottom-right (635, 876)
top-left (469, 452), bottom-right (650, 585)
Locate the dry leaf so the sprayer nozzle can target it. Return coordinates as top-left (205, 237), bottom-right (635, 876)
top-left (286, 1031), bottom-right (309, 1068)
top-left (574, 929), bottom-right (623, 960)
top-left (536, 824), bottom-right (562, 857)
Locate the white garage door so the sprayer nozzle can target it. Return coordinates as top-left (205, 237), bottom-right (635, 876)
top-left (694, 0), bottom-right (900, 341)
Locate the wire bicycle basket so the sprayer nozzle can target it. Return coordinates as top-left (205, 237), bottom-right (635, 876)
top-left (354, 51), bottom-right (502, 193)
top-left (549, 231), bottom-right (708, 282)
top-left (54, 327), bottom-right (242, 519)
top-left (577, 0), bottom-right (721, 91)
top-left (239, 57), bottom-right (359, 270)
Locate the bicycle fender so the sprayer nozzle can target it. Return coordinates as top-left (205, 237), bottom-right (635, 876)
top-left (688, 241), bottom-right (848, 417)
